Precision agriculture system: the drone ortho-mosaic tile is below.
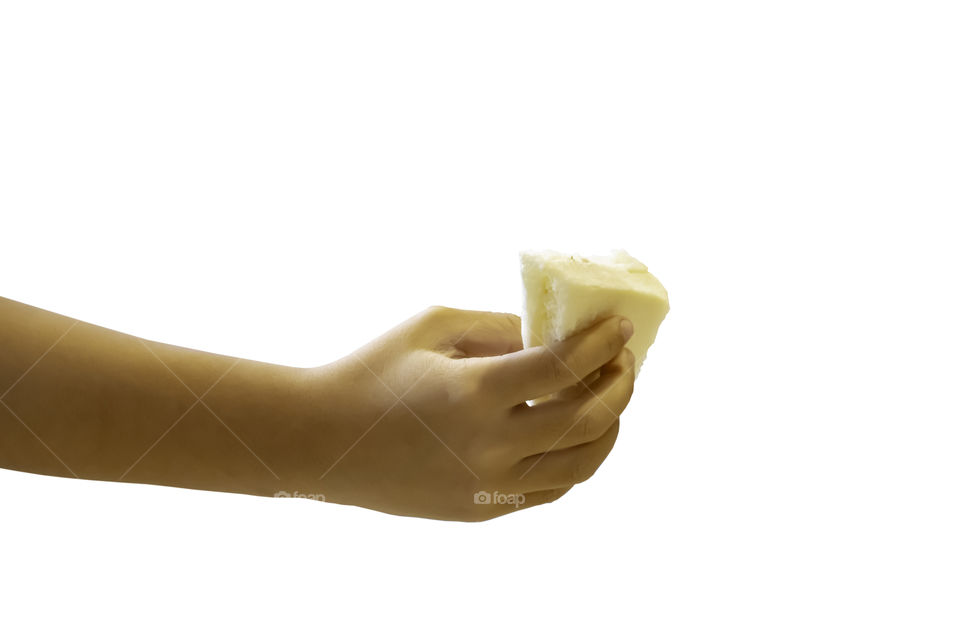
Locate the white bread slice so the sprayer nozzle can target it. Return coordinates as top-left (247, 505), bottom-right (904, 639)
top-left (519, 249), bottom-right (669, 382)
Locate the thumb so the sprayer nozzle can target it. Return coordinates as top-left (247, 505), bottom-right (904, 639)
top-left (421, 306), bottom-right (524, 358)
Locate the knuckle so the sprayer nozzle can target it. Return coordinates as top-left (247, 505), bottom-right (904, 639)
top-left (623, 372), bottom-right (636, 405)
top-left (577, 411), bottom-right (591, 444)
top-left (617, 362), bottom-right (636, 404)
top-left (554, 349), bottom-right (582, 382)
top-left (604, 384), bottom-right (627, 417)
top-left (465, 433), bottom-right (506, 471)
top-left (423, 305), bottom-right (452, 320)
top-left (562, 350), bottom-right (583, 377)
top-left (573, 399), bottom-right (606, 441)
top-left (606, 333), bottom-right (622, 358)
top-left (407, 306), bottom-right (454, 341)
top-left (471, 363), bottom-right (498, 396)
top-left (569, 456), bottom-right (592, 484)
top-left (445, 367), bottom-right (483, 406)
top-left (570, 406), bottom-right (597, 445)
top-left (578, 460), bottom-right (599, 483)
top-left (544, 351), bottom-right (570, 384)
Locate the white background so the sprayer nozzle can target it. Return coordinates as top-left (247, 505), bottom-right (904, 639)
top-left (2, 1), bottom-right (958, 637)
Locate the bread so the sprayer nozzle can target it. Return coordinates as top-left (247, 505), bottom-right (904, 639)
top-left (519, 249), bottom-right (669, 380)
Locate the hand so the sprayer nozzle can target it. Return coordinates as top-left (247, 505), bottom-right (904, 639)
top-left (290, 305), bottom-right (636, 521)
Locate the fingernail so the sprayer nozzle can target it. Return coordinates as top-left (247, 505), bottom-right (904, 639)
top-left (620, 318), bottom-right (633, 340)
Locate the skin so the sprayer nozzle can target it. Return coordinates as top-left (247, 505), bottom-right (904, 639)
top-left (0, 297), bottom-right (635, 521)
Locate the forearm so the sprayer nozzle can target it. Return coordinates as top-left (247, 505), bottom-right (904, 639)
top-left (0, 296), bottom-right (313, 496)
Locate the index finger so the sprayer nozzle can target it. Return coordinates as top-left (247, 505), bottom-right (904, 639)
top-left (470, 315), bottom-right (633, 406)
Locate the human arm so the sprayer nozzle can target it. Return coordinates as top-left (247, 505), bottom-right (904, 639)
top-left (0, 297), bottom-right (635, 521)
